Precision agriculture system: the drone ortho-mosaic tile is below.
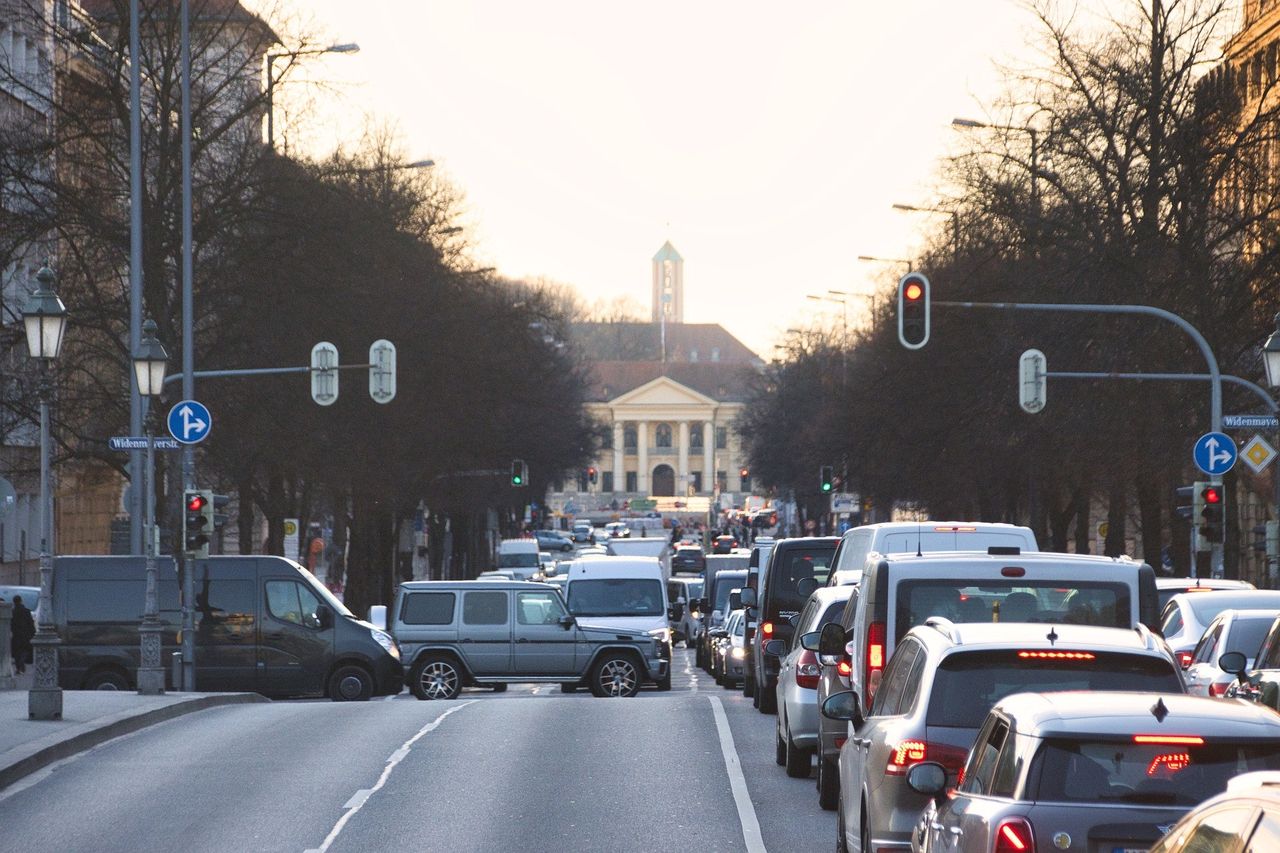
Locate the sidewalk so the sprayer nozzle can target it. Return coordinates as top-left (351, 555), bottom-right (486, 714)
top-left (0, 674), bottom-right (267, 791)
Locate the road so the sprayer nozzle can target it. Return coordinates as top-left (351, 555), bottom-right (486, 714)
top-left (0, 648), bottom-right (834, 853)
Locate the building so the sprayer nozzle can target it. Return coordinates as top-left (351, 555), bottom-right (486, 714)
top-left (547, 243), bottom-right (762, 516)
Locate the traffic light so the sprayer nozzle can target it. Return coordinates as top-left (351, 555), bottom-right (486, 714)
top-left (511, 459), bottom-right (527, 487)
top-left (183, 489), bottom-right (214, 558)
top-left (1199, 484), bottom-right (1224, 544)
top-left (739, 467), bottom-right (750, 479)
top-left (212, 494), bottom-right (230, 537)
top-left (820, 465), bottom-right (834, 493)
top-left (897, 272), bottom-right (931, 349)
top-left (1174, 485), bottom-right (1196, 523)
top-left (587, 466), bottom-right (598, 484)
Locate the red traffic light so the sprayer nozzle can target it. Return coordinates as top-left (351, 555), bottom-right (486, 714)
top-left (740, 467), bottom-right (750, 477)
top-left (904, 281), bottom-right (923, 301)
top-left (186, 494), bottom-right (208, 512)
top-left (1202, 487), bottom-right (1222, 504)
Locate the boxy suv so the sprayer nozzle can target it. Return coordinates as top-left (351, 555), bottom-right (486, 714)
top-left (391, 580), bottom-right (667, 698)
top-left (822, 621), bottom-right (1184, 853)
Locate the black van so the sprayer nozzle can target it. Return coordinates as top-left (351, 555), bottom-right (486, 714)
top-left (52, 555), bottom-right (403, 700)
top-left (696, 568), bottom-right (747, 671)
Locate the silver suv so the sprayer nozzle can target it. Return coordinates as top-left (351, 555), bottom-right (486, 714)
top-left (391, 580), bottom-right (667, 698)
top-left (822, 621), bottom-right (1185, 853)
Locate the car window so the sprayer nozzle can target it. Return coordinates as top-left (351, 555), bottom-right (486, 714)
top-left (870, 640), bottom-right (919, 716)
top-left (401, 592), bottom-right (456, 625)
top-left (990, 724), bottom-right (1020, 797)
top-left (498, 552), bottom-right (539, 568)
top-left (1193, 623), bottom-right (1223, 665)
top-left (959, 718), bottom-right (1009, 796)
top-left (1228, 617), bottom-right (1275, 660)
top-left (517, 591), bottom-right (567, 625)
top-left (1246, 809), bottom-right (1280, 852)
top-left (1176, 806), bottom-right (1257, 853)
top-left (194, 577), bottom-right (255, 641)
top-left (265, 580), bottom-right (321, 629)
top-left (714, 574), bottom-right (745, 613)
top-left (1187, 592), bottom-right (1280, 624)
top-left (463, 591), bottom-right (509, 625)
top-left (1258, 621), bottom-right (1280, 669)
top-left (896, 646), bottom-right (929, 716)
top-left (567, 578), bottom-right (664, 616)
top-left (1162, 604), bottom-right (1184, 637)
top-left (895, 579), bottom-right (1131, 640)
top-left (790, 600), bottom-right (818, 651)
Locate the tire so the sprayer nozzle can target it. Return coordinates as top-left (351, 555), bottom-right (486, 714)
top-left (759, 678), bottom-right (778, 714)
top-left (491, 683), bottom-right (508, 693)
top-left (775, 723), bottom-right (787, 766)
top-left (785, 731), bottom-right (811, 778)
top-left (409, 656), bottom-right (462, 701)
top-left (590, 654), bottom-right (642, 697)
top-left (818, 754), bottom-right (839, 811)
top-left (84, 668), bottom-right (129, 691)
top-left (560, 682), bottom-right (579, 693)
top-left (751, 678), bottom-right (761, 708)
top-left (561, 542), bottom-right (574, 552)
top-left (696, 641), bottom-right (707, 670)
top-left (329, 664), bottom-right (374, 701)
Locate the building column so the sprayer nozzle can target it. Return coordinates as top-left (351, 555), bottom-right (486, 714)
top-left (677, 421), bottom-right (690, 494)
top-left (612, 420), bottom-right (625, 492)
top-left (637, 421), bottom-right (649, 493)
top-left (702, 421), bottom-right (714, 494)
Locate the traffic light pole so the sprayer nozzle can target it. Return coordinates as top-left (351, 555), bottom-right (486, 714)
top-left (940, 300), bottom-right (1223, 574)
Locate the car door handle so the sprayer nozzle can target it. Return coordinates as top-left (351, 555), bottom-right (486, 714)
top-left (517, 638), bottom-right (529, 643)
top-left (460, 638), bottom-right (473, 644)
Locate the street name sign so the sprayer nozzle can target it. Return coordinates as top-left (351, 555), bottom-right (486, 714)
top-left (108, 436), bottom-right (181, 451)
top-left (1242, 434), bottom-right (1278, 474)
top-left (167, 399), bottom-right (211, 444)
top-left (1193, 431), bottom-right (1237, 476)
top-left (1224, 414), bottom-right (1280, 430)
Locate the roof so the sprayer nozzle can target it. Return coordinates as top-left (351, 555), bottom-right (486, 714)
top-left (571, 322), bottom-right (760, 365)
top-left (992, 692), bottom-right (1280, 738)
top-left (399, 580), bottom-right (556, 591)
top-left (912, 622), bottom-right (1165, 655)
top-left (653, 240), bottom-right (683, 262)
top-left (1156, 578), bottom-right (1255, 590)
top-left (875, 551), bottom-right (1143, 568)
top-left (809, 585), bottom-right (856, 608)
top-left (586, 360), bottom-right (758, 403)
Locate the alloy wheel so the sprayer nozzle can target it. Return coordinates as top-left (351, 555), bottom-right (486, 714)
top-left (421, 661), bottom-right (460, 699)
top-left (597, 659), bottom-right (638, 697)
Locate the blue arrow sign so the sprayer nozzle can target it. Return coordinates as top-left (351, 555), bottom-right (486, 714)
top-left (167, 399), bottom-right (212, 445)
top-left (1193, 431), bottom-right (1237, 476)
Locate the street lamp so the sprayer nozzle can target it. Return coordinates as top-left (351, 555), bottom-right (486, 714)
top-left (857, 255), bottom-right (913, 272)
top-left (952, 116), bottom-right (1041, 224)
top-left (22, 265), bottom-right (68, 721)
top-left (1264, 313), bottom-right (1280, 388)
top-left (893, 203), bottom-right (960, 246)
top-left (266, 42), bottom-right (361, 149)
top-left (132, 319), bottom-right (169, 695)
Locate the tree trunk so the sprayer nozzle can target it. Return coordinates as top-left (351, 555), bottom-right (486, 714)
top-left (237, 473), bottom-right (255, 555)
top-left (1073, 489), bottom-right (1091, 554)
top-left (1048, 487), bottom-right (1073, 552)
top-left (1135, 474), bottom-right (1163, 570)
top-left (1104, 479), bottom-right (1126, 557)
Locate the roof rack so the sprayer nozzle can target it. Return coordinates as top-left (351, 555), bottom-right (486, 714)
top-left (924, 616), bottom-right (962, 644)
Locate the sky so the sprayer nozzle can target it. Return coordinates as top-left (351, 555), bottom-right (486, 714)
top-left (253, 0), bottom-right (1117, 356)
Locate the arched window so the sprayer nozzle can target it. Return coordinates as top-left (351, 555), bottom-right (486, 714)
top-left (656, 423), bottom-right (673, 447)
top-left (689, 423), bottom-right (704, 449)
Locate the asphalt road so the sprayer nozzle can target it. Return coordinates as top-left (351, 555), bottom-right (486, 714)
top-left (0, 648), bottom-right (834, 853)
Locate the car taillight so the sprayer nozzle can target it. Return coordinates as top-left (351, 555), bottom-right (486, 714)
top-left (762, 621), bottom-right (774, 637)
top-left (885, 740), bottom-right (927, 775)
top-left (1177, 651), bottom-right (1193, 669)
top-left (1134, 734), bottom-right (1205, 745)
top-left (994, 817), bottom-right (1034, 853)
top-left (1209, 681), bottom-right (1229, 697)
top-left (837, 658), bottom-right (852, 677)
top-left (865, 620), bottom-right (885, 711)
top-left (796, 651), bottom-right (820, 689)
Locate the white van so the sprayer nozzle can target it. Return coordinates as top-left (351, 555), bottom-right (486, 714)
top-left (825, 521), bottom-right (1039, 587)
top-left (496, 539), bottom-right (541, 580)
top-left (563, 556), bottom-right (672, 689)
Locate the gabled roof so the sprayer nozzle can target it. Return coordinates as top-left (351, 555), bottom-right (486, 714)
top-left (587, 361), bottom-right (758, 403)
top-left (570, 322), bottom-right (760, 365)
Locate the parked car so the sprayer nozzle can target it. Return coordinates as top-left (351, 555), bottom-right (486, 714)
top-left (533, 529), bottom-right (575, 553)
top-left (769, 585), bottom-right (854, 780)
top-left (906, 692), bottom-right (1280, 853)
top-left (672, 546), bottom-right (707, 574)
top-left (1184, 608), bottom-right (1278, 697)
top-left (825, 521), bottom-right (1038, 588)
top-left (1160, 590), bottom-right (1280, 668)
top-left (1156, 576), bottom-right (1255, 611)
top-left (391, 580), bottom-right (667, 698)
top-left (824, 621), bottom-right (1184, 853)
top-left (53, 555), bottom-right (402, 700)
top-left (696, 568), bottom-right (747, 671)
top-left (1149, 770), bottom-right (1280, 852)
top-left (666, 576), bottom-right (704, 647)
top-left (562, 556), bottom-right (672, 690)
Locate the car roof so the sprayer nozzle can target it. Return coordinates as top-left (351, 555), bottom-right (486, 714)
top-left (991, 691), bottom-right (1280, 738)
top-left (1156, 577), bottom-right (1254, 590)
top-left (876, 550), bottom-right (1140, 568)
top-left (1169, 590), bottom-right (1280, 610)
top-left (400, 580), bottom-right (557, 591)
top-left (808, 585), bottom-right (855, 607)
top-left (906, 621), bottom-right (1166, 655)
top-left (1206, 608), bottom-right (1280, 624)
top-left (845, 521), bottom-right (1035, 534)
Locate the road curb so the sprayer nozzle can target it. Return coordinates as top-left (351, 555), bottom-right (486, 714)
top-left (0, 692), bottom-right (268, 792)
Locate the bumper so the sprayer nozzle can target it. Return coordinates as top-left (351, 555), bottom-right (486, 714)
top-left (373, 655), bottom-right (406, 696)
top-left (646, 657), bottom-right (670, 682)
top-left (783, 682), bottom-right (819, 747)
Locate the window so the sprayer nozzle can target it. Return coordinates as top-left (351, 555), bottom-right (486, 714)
top-left (959, 718), bottom-right (1009, 796)
top-left (717, 470), bottom-right (728, 492)
top-left (463, 591), bottom-right (508, 625)
top-left (1258, 622), bottom-right (1280, 669)
top-left (715, 427), bottom-right (728, 449)
top-left (626, 471), bottom-right (638, 492)
top-left (265, 580), bottom-right (322, 629)
top-left (1162, 605), bottom-right (1185, 638)
top-left (517, 591), bottom-right (567, 625)
top-left (870, 640), bottom-right (919, 716)
top-left (896, 648), bottom-right (929, 715)
top-left (567, 578), bottom-right (664, 617)
top-left (656, 423), bottom-right (673, 447)
top-left (401, 592), bottom-right (456, 625)
top-left (194, 577), bottom-right (255, 641)
top-left (602, 429), bottom-right (613, 450)
top-left (1246, 810), bottom-right (1280, 852)
top-left (1227, 617), bottom-right (1274, 659)
top-left (624, 427), bottom-right (637, 450)
top-left (1192, 623), bottom-right (1222, 665)
top-left (895, 579), bottom-right (1131, 641)
top-left (690, 424), bottom-right (704, 448)
top-left (711, 347), bottom-right (720, 362)
top-left (990, 727), bottom-right (1021, 797)
top-left (689, 349), bottom-right (698, 363)
top-left (602, 471), bottom-right (614, 492)
top-left (691, 471), bottom-right (703, 492)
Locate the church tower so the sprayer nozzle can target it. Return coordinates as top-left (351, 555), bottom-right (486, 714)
top-left (651, 241), bottom-right (684, 324)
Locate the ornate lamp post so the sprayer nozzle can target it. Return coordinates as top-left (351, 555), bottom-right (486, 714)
top-left (133, 319), bottom-right (169, 694)
top-left (22, 265), bottom-right (68, 720)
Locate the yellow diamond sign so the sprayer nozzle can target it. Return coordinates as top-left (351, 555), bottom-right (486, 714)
top-left (1242, 434), bottom-right (1277, 474)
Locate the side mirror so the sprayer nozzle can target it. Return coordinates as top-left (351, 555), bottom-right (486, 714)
top-left (559, 614), bottom-right (576, 629)
top-left (800, 631), bottom-right (821, 652)
top-left (764, 639), bottom-right (787, 657)
top-left (818, 654), bottom-right (841, 666)
top-left (906, 762), bottom-right (948, 796)
top-left (740, 588), bottom-right (758, 607)
top-left (821, 690), bottom-right (863, 726)
top-left (819, 622), bottom-right (847, 657)
top-left (797, 577), bottom-right (819, 598)
top-left (1219, 651), bottom-right (1248, 677)
top-left (667, 605), bottom-right (683, 621)
top-left (366, 604), bottom-right (385, 631)
top-left (317, 604), bottom-right (334, 630)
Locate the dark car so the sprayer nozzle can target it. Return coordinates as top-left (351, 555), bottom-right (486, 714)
top-left (697, 568), bottom-right (747, 671)
top-left (534, 529), bottom-right (575, 552)
top-left (712, 535), bottom-right (738, 555)
top-left (672, 546), bottom-right (707, 574)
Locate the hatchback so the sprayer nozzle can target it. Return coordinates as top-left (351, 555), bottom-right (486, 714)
top-left (1149, 771), bottom-right (1280, 851)
top-left (1184, 608), bottom-right (1277, 697)
top-left (1155, 576), bottom-right (1255, 611)
top-left (908, 692), bottom-right (1280, 853)
top-left (1160, 589), bottom-right (1280, 667)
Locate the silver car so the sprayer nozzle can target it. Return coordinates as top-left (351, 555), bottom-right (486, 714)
top-left (823, 621), bottom-right (1186, 853)
top-left (908, 692), bottom-right (1280, 853)
top-left (771, 585), bottom-right (854, 779)
top-left (1183, 608), bottom-right (1277, 697)
top-left (1159, 589), bottom-right (1280, 668)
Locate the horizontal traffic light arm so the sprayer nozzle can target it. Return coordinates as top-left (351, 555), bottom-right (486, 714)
top-left (162, 363), bottom-right (377, 387)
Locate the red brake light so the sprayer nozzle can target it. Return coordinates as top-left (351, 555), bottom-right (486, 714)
top-left (796, 651), bottom-right (821, 689)
top-left (1177, 651), bottom-right (1193, 669)
top-left (886, 740), bottom-right (927, 774)
top-left (1001, 567), bottom-right (1026, 578)
top-left (762, 621), bottom-right (774, 637)
top-left (1209, 682), bottom-right (1229, 697)
top-left (865, 620), bottom-right (886, 711)
top-left (994, 818), bottom-right (1034, 853)
top-left (1017, 651), bottom-right (1096, 660)
top-left (1147, 752), bottom-right (1191, 776)
top-left (1134, 735), bottom-right (1205, 745)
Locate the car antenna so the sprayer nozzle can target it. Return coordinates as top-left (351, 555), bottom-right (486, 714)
top-left (916, 522), bottom-right (923, 558)
top-left (1150, 697), bottom-right (1170, 723)
top-left (1046, 627), bottom-right (1058, 647)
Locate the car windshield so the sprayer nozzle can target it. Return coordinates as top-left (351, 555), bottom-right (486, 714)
top-left (295, 563), bottom-right (354, 619)
top-left (567, 578), bottom-right (664, 617)
top-left (767, 546), bottom-right (836, 614)
top-left (498, 553), bottom-right (539, 568)
top-left (926, 651), bottom-right (1182, 728)
top-left (683, 581), bottom-right (704, 599)
top-left (1186, 592), bottom-right (1280, 624)
top-left (896, 580), bottom-right (1132, 640)
top-left (1030, 738), bottom-right (1280, 805)
top-left (715, 574), bottom-right (746, 612)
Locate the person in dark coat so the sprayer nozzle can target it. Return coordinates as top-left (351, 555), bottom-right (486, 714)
top-left (10, 594), bottom-right (35, 675)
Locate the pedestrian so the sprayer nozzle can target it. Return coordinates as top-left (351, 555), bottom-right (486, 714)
top-left (11, 594), bottom-right (35, 675)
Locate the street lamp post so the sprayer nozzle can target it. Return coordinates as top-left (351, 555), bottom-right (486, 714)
top-left (857, 255), bottom-right (913, 273)
top-left (22, 265), bottom-right (68, 720)
top-left (265, 42), bottom-right (360, 149)
top-left (952, 117), bottom-right (1041, 232)
top-left (133, 319), bottom-right (169, 695)
top-left (892, 203), bottom-right (960, 247)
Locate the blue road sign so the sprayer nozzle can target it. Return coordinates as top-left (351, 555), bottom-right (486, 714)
top-left (1193, 431), bottom-right (1237, 476)
top-left (167, 400), bottom-right (212, 445)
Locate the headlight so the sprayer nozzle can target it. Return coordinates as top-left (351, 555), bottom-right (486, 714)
top-left (371, 628), bottom-right (399, 659)
top-left (731, 647), bottom-right (746, 659)
top-left (648, 628), bottom-right (671, 645)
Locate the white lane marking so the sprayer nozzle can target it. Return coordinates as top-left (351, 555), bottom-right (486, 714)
top-left (709, 696), bottom-right (767, 853)
top-left (685, 647), bottom-right (700, 693)
top-left (306, 700), bottom-right (476, 853)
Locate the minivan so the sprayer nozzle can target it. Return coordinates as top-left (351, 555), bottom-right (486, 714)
top-left (819, 549), bottom-right (1160, 715)
top-left (52, 555), bottom-right (403, 700)
top-left (562, 556), bottom-right (672, 689)
top-left (496, 539), bottom-right (541, 579)
top-left (825, 521), bottom-right (1038, 587)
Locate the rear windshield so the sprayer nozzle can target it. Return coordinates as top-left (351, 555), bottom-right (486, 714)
top-left (1186, 592), bottom-right (1280, 624)
top-left (1030, 738), bottom-right (1280, 806)
top-left (714, 573), bottom-right (746, 612)
top-left (880, 530), bottom-right (1030, 555)
top-left (895, 580), bottom-right (1132, 640)
top-left (926, 651), bottom-right (1181, 728)
top-left (766, 547), bottom-right (836, 615)
top-left (567, 578), bottom-right (664, 617)
top-left (499, 552), bottom-right (539, 568)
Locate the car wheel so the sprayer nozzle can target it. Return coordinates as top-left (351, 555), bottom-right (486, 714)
top-left (560, 682), bottom-right (579, 694)
top-left (759, 679), bottom-right (778, 714)
top-left (410, 656), bottom-right (462, 701)
top-left (785, 731), bottom-right (811, 778)
top-left (329, 664), bottom-right (374, 701)
top-left (590, 654), bottom-right (641, 697)
top-left (818, 754), bottom-right (840, 811)
top-left (561, 543), bottom-right (573, 552)
top-left (836, 799), bottom-right (850, 853)
top-left (84, 668), bottom-right (130, 691)
top-left (775, 723), bottom-right (787, 766)
top-left (696, 642), bottom-right (707, 670)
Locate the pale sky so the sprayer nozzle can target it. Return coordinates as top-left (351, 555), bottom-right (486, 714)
top-left (257, 1), bottom-right (1091, 356)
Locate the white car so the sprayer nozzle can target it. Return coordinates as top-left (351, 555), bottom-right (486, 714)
top-left (1160, 590), bottom-right (1280, 668)
top-left (1184, 608), bottom-right (1278, 697)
